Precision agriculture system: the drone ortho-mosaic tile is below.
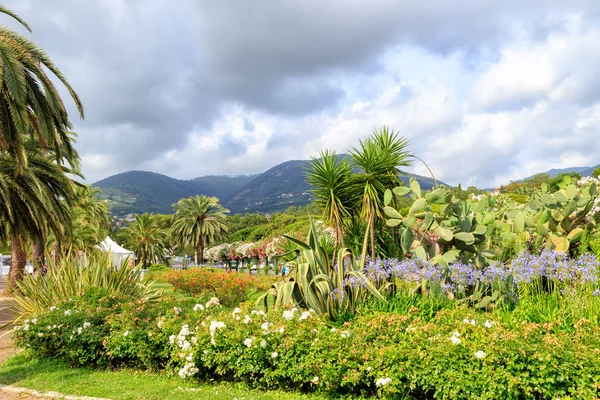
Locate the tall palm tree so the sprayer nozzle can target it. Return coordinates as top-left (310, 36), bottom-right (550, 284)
top-left (0, 151), bottom-right (75, 293)
top-left (350, 126), bottom-right (411, 259)
top-left (121, 213), bottom-right (168, 268)
top-left (0, 5), bottom-right (84, 168)
top-left (306, 150), bottom-right (353, 252)
top-left (171, 196), bottom-right (229, 264)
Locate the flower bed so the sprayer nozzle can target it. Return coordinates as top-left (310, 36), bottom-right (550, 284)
top-left (165, 269), bottom-right (277, 307)
top-left (13, 291), bottom-right (600, 399)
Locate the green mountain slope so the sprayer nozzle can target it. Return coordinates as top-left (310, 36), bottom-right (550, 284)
top-left (94, 160), bottom-right (446, 215)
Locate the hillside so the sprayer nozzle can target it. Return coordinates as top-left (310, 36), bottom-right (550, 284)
top-left (94, 161), bottom-right (447, 215)
top-left (521, 164), bottom-right (600, 181)
top-left (94, 171), bottom-right (255, 215)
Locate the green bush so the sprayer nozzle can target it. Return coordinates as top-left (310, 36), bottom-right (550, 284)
top-left (14, 293), bottom-right (600, 399)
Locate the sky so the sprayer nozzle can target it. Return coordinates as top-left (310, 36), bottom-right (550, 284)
top-left (8, 0), bottom-right (600, 187)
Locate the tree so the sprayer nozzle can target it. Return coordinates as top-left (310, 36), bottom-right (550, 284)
top-left (306, 150), bottom-right (353, 252)
top-left (171, 196), bottom-right (229, 264)
top-left (0, 151), bottom-right (75, 293)
top-left (0, 6), bottom-right (84, 168)
top-left (121, 213), bottom-right (168, 268)
top-left (349, 126), bottom-right (411, 259)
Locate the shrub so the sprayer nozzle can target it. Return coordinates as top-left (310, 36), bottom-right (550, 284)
top-left (13, 292), bottom-right (600, 399)
top-left (13, 251), bottom-right (160, 318)
top-left (166, 269), bottom-right (260, 307)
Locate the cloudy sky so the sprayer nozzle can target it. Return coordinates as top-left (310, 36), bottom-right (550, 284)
top-left (8, 0), bottom-right (600, 187)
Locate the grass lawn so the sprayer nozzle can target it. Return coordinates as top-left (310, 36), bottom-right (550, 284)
top-left (0, 353), bottom-right (325, 400)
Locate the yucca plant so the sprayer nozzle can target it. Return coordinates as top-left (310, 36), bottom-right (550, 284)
top-left (257, 220), bottom-right (385, 320)
top-left (11, 250), bottom-right (160, 318)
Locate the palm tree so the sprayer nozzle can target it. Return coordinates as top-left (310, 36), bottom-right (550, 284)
top-left (306, 150), bottom-right (353, 252)
top-left (56, 185), bottom-right (111, 257)
top-left (121, 213), bottom-right (168, 268)
top-left (171, 196), bottom-right (229, 264)
top-left (0, 151), bottom-right (75, 293)
top-left (0, 5), bottom-right (84, 168)
top-left (350, 126), bottom-right (411, 259)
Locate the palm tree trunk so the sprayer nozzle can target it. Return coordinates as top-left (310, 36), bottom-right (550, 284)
top-left (4, 234), bottom-right (26, 295)
top-left (33, 238), bottom-right (45, 276)
top-left (195, 236), bottom-right (204, 265)
top-left (370, 213), bottom-right (376, 260)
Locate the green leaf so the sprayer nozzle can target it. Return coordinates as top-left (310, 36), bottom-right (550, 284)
top-left (473, 225), bottom-right (487, 235)
top-left (384, 189), bottom-right (393, 206)
top-left (567, 227), bottom-right (583, 242)
top-left (401, 229), bottom-right (414, 253)
top-left (435, 226), bottom-right (453, 241)
top-left (393, 187), bottom-right (411, 196)
top-left (541, 182), bottom-right (548, 193)
top-left (442, 250), bottom-right (459, 263)
top-left (383, 206), bottom-right (403, 219)
top-left (555, 191), bottom-right (568, 203)
top-left (414, 246), bottom-right (427, 260)
top-left (454, 232), bottom-right (475, 245)
top-left (515, 213), bottom-right (525, 233)
top-left (409, 198), bottom-right (426, 214)
top-left (410, 179), bottom-right (421, 198)
top-left (566, 185), bottom-right (577, 199)
top-left (528, 199), bottom-right (540, 210)
top-left (386, 218), bottom-right (402, 227)
top-left (423, 212), bottom-right (434, 230)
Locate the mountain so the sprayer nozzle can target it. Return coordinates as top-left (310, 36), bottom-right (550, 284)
top-left (94, 161), bottom-right (447, 216)
top-left (94, 171), bottom-right (255, 215)
top-left (521, 164), bottom-right (600, 181)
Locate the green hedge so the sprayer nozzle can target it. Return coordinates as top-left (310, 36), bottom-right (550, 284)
top-left (13, 295), bottom-right (600, 399)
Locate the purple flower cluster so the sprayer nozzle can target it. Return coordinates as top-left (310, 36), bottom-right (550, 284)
top-left (362, 251), bottom-right (600, 294)
top-left (510, 251), bottom-right (599, 285)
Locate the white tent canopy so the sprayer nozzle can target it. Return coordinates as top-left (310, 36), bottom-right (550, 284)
top-left (97, 236), bottom-right (135, 268)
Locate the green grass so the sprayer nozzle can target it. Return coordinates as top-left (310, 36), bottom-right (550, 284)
top-left (0, 353), bottom-right (324, 400)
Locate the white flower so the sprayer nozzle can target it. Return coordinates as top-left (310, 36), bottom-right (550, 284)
top-left (83, 322), bottom-right (91, 328)
top-left (37, 332), bottom-right (44, 337)
top-left (173, 307), bottom-right (182, 315)
top-left (299, 311), bottom-right (312, 320)
top-left (177, 362), bottom-right (199, 379)
top-left (209, 320), bottom-right (226, 333)
top-left (452, 331), bottom-right (460, 337)
top-left (205, 297), bottom-right (221, 309)
top-left (157, 319), bottom-right (164, 329)
top-left (185, 354), bottom-right (194, 362)
top-left (244, 338), bottom-right (253, 347)
top-left (474, 350), bottom-right (487, 359)
top-left (366, 366), bottom-right (372, 372)
top-left (243, 315), bottom-right (252, 324)
top-left (330, 327), bottom-right (337, 332)
top-left (191, 337), bottom-right (197, 345)
top-left (23, 324), bottom-right (29, 331)
top-left (77, 327), bottom-right (83, 335)
top-left (271, 351), bottom-right (278, 358)
top-left (169, 335), bottom-right (177, 344)
top-left (282, 310), bottom-right (295, 321)
top-left (375, 377), bottom-right (392, 387)
top-left (449, 336), bottom-right (462, 345)
top-left (64, 310), bottom-right (72, 316)
top-left (278, 326), bottom-right (284, 334)
top-left (340, 330), bottom-right (351, 339)
top-left (232, 308), bottom-right (242, 316)
top-left (463, 319), bottom-right (476, 326)
top-left (260, 339), bottom-right (267, 348)
top-left (181, 340), bottom-right (192, 351)
top-left (484, 320), bottom-right (496, 328)
top-left (31, 318), bottom-right (37, 325)
top-left (310, 376), bottom-right (319, 385)
top-left (49, 306), bottom-right (58, 312)
top-left (193, 304), bottom-right (205, 312)
top-left (123, 331), bottom-right (129, 337)
top-left (261, 322), bottom-right (271, 331)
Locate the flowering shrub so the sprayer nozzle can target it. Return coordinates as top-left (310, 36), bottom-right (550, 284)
top-left (166, 269), bottom-right (264, 307)
top-left (14, 294), bottom-right (600, 399)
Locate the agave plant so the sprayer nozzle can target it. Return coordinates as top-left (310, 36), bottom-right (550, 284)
top-left (12, 250), bottom-right (160, 318)
top-left (257, 221), bottom-right (385, 320)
